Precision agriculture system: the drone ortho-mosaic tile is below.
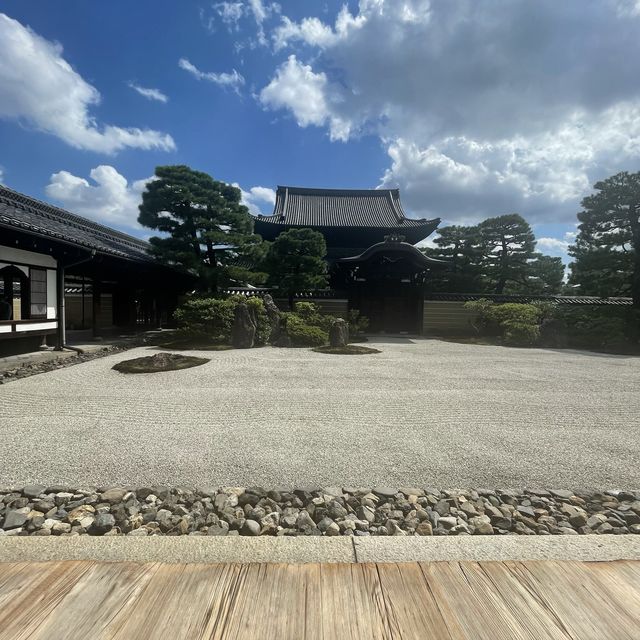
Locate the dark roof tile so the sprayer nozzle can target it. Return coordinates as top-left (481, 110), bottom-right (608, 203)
top-left (0, 185), bottom-right (153, 262)
top-left (255, 186), bottom-right (438, 229)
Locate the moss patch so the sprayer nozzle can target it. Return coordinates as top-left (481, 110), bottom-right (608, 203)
top-left (312, 345), bottom-right (381, 355)
top-left (112, 352), bottom-right (210, 374)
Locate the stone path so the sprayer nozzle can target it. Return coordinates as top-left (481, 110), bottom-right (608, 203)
top-left (0, 338), bottom-right (638, 488)
top-left (0, 559), bottom-right (638, 638)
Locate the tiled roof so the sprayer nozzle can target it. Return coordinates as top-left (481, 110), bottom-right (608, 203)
top-left (425, 293), bottom-right (633, 306)
top-left (255, 186), bottom-right (439, 229)
top-left (0, 185), bottom-right (153, 262)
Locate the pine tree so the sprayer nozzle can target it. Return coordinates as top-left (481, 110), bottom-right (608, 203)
top-left (422, 225), bottom-right (484, 292)
top-left (569, 171), bottom-right (640, 305)
top-left (478, 214), bottom-right (536, 294)
top-left (264, 228), bottom-right (328, 309)
top-left (138, 165), bottom-right (265, 292)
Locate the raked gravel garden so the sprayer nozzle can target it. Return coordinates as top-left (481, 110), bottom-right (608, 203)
top-left (1, 337), bottom-right (638, 537)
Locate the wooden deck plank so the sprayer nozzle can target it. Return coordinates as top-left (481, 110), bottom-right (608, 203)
top-left (506, 561), bottom-right (640, 640)
top-left (0, 559), bottom-right (636, 640)
top-left (316, 563), bottom-right (391, 639)
top-left (218, 563), bottom-right (316, 639)
top-left (466, 562), bottom-right (573, 639)
top-left (421, 561), bottom-right (549, 640)
top-left (376, 562), bottom-right (460, 639)
top-left (28, 561), bottom-right (159, 640)
top-left (0, 561), bottom-right (92, 640)
top-left (110, 562), bottom-right (244, 640)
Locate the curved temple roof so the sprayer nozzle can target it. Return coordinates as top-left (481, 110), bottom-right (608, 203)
top-left (338, 238), bottom-right (447, 268)
top-left (0, 185), bottom-right (153, 262)
top-left (253, 186), bottom-right (440, 244)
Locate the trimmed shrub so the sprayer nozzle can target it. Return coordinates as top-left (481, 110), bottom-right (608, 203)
top-left (173, 295), bottom-right (271, 347)
top-left (285, 313), bottom-right (328, 347)
top-left (503, 321), bottom-right (540, 346)
top-left (553, 307), bottom-right (631, 350)
top-left (293, 301), bottom-right (334, 331)
top-left (173, 297), bottom-right (235, 343)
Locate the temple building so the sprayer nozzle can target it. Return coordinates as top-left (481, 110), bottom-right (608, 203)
top-left (254, 186), bottom-right (445, 333)
top-left (0, 185), bottom-right (190, 356)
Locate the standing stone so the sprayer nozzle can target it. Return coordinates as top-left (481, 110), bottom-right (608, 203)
top-left (329, 318), bottom-right (349, 347)
top-left (231, 302), bottom-right (256, 349)
top-left (273, 316), bottom-right (292, 348)
top-left (263, 294), bottom-right (280, 343)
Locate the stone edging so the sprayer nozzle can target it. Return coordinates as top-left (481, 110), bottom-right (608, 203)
top-left (2, 486), bottom-right (639, 538)
top-left (0, 341), bottom-right (142, 384)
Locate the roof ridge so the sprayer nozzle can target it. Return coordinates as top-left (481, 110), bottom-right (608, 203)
top-left (0, 185), bottom-right (149, 251)
top-left (276, 185), bottom-right (399, 197)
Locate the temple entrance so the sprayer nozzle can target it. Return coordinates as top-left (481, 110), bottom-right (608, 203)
top-left (352, 282), bottom-right (423, 334)
top-left (336, 237), bottom-right (445, 335)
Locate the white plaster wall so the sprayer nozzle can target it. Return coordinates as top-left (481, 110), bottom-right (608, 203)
top-left (0, 246), bottom-right (57, 268)
top-left (15, 321), bottom-right (57, 332)
top-left (46, 269), bottom-right (57, 319)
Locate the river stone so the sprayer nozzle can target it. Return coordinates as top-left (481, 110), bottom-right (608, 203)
top-left (241, 519), bottom-right (260, 536)
top-left (101, 488), bottom-right (128, 504)
top-left (91, 512), bottom-right (116, 534)
top-left (550, 490), bottom-right (574, 500)
top-left (373, 487), bottom-right (398, 499)
top-left (22, 485), bottom-right (46, 499)
top-left (231, 302), bottom-right (256, 349)
top-left (3, 509), bottom-right (29, 530)
top-left (415, 521), bottom-right (433, 536)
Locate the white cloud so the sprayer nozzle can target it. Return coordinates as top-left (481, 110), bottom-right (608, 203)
top-left (179, 57), bottom-right (245, 93)
top-left (259, 55), bottom-right (351, 141)
top-left (537, 237), bottom-right (570, 253)
top-left (236, 183), bottom-right (276, 215)
top-left (213, 2), bottom-right (245, 30)
top-left (45, 166), bottom-right (151, 232)
top-left (0, 13), bottom-right (175, 154)
top-left (203, 1), bottom-right (280, 45)
top-left (262, 1), bottom-right (640, 224)
top-left (248, 0), bottom-right (280, 45)
top-left (128, 82), bottom-right (168, 103)
top-left (0, 166), bottom-right (4, 185)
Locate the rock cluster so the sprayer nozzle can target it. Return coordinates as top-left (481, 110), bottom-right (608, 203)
top-left (1, 486), bottom-right (639, 537)
top-left (0, 342), bottom-right (139, 385)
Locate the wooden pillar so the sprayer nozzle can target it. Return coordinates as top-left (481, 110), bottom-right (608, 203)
top-left (55, 264), bottom-right (65, 349)
top-left (92, 279), bottom-right (101, 337)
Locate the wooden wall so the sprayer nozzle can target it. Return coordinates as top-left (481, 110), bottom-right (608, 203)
top-left (423, 300), bottom-right (476, 335)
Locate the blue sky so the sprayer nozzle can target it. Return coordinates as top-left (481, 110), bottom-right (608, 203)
top-left (2, 1), bottom-right (640, 263)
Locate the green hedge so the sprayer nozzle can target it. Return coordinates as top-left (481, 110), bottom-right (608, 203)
top-left (284, 313), bottom-right (328, 346)
top-left (464, 298), bottom-right (638, 351)
top-left (173, 296), bottom-right (271, 346)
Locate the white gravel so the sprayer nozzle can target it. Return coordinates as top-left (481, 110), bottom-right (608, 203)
top-left (0, 338), bottom-right (638, 489)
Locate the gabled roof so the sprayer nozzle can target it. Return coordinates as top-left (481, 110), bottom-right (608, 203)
top-left (255, 186), bottom-right (439, 230)
top-left (0, 185), bottom-right (153, 262)
top-left (338, 239), bottom-right (446, 268)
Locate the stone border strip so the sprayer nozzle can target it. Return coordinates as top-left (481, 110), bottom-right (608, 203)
top-left (1, 535), bottom-right (640, 564)
top-left (3, 485), bottom-right (639, 538)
